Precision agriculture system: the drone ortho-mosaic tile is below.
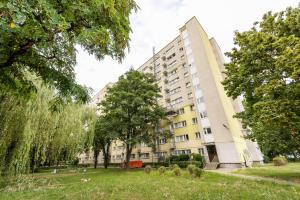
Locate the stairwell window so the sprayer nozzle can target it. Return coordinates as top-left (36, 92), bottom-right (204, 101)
top-left (196, 97), bottom-right (204, 104)
top-left (200, 111), bottom-right (208, 118)
top-left (203, 127), bottom-right (212, 134)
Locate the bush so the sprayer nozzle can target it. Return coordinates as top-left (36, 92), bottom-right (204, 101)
top-left (144, 165), bottom-right (151, 174)
top-left (171, 161), bottom-right (203, 168)
top-left (273, 156), bottom-right (288, 166)
top-left (169, 154), bottom-right (189, 162)
top-left (192, 167), bottom-right (203, 177)
top-left (158, 166), bottom-right (166, 175)
top-left (187, 164), bottom-right (196, 175)
top-left (170, 164), bottom-right (179, 170)
top-left (173, 167), bottom-right (181, 176)
top-left (191, 153), bottom-right (203, 162)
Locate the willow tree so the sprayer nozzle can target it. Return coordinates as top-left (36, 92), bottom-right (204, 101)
top-left (100, 69), bottom-right (167, 169)
top-left (0, 0), bottom-right (137, 99)
top-left (0, 76), bottom-right (96, 175)
top-left (222, 6), bottom-right (300, 158)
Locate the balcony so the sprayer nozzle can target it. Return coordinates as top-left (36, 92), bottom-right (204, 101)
top-left (166, 104), bottom-right (177, 117)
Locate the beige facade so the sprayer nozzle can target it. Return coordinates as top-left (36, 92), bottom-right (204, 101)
top-left (84, 17), bottom-right (264, 168)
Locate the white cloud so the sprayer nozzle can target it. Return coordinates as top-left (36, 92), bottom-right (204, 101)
top-left (75, 0), bottom-right (299, 95)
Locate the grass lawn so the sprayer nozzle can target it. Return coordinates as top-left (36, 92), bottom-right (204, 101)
top-left (233, 162), bottom-right (300, 183)
top-left (0, 168), bottom-right (299, 200)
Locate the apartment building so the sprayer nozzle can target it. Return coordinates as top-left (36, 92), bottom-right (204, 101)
top-left (84, 17), bottom-right (264, 168)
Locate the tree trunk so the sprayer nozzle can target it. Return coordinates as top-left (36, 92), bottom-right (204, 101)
top-left (94, 149), bottom-right (99, 169)
top-left (102, 142), bottom-right (111, 169)
top-left (125, 144), bottom-right (132, 169)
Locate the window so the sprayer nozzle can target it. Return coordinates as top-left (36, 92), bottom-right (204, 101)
top-left (184, 72), bottom-right (189, 77)
top-left (179, 47), bottom-right (184, 51)
top-left (186, 82), bottom-right (191, 88)
top-left (188, 92), bottom-right (193, 99)
top-left (192, 117), bottom-right (198, 124)
top-left (196, 97), bottom-right (204, 104)
top-left (166, 46), bottom-right (174, 54)
top-left (191, 72), bottom-right (198, 79)
top-left (175, 134), bottom-right (189, 142)
top-left (159, 138), bottom-right (167, 144)
top-left (168, 60), bottom-right (177, 67)
top-left (169, 77), bottom-right (179, 85)
top-left (141, 142), bottom-right (148, 147)
top-left (168, 69), bottom-right (177, 78)
top-left (195, 132), bottom-right (201, 139)
top-left (203, 127), bottom-right (212, 134)
top-left (155, 152), bottom-right (168, 157)
top-left (200, 111), bottom-right (208, 118)
top-left (131, 154), bottom-right (136, 159)
top-left (116, 155), bottom-right (122, 160)
top-left (190, 104), bottom-right (195, 111)
top-left (170, 87), bottom-right (181, 94)
top-left (140, 153), bottom-right (150, 159)
top-left (198, 148), bottom-right (204, 155)
top-left (173, 121), bottom-right (187, 129)
top-left (171, 97), bottom-right (183, 105)
top-left (194, 84), bottom-right (201, 91)
top-left (174, 149), bottom-right (191, 155)
top-left (178, 108), bottom-right (185, 115)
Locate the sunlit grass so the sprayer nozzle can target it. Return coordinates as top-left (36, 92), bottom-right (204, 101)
top-left (234, 162), bottom-right (300, 183)
top-left (0, 168), bottom-right (299, 200)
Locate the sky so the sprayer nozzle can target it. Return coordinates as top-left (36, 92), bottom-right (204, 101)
top-left (75, 0), bottom-right (299, 96)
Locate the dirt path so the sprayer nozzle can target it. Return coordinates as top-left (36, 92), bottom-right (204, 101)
top-left (207, 168), bottom-right (300, 187)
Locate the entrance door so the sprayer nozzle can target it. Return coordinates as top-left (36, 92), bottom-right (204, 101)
top-left (206, 145), bottom-right (219, 162)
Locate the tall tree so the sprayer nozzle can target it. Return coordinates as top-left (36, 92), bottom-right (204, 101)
top-left (93, 115), bottom-right (118, 169)
top-left (100, 69), bottom-right (167, 168)
top-left (0, 0), bottom-right (137, 100)
top-left (222, 6), bottom-right (300, 158)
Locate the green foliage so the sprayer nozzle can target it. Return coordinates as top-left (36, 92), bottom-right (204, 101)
top-left (144, 165), bottom-right (151, 174)
top-left (158, 166), bottom-right (166, 175)
top-left (170, 164), bottom-right (179, 170)
top-left (191, 153), bottom-right (203, 162)
top-left (0, 76), bottom-right (96, 175)
top-left (171, 161), bottom-right (203, 169)
top-left (273, 156), bottom-right (288, 166)
top-left (92, 115), bottom-right (118, 169)
top-left (222, 5), bottom-right (300, 157)
top-left (172, 167), bottom-right (181, 176)
top-left (170, 154), bottom-right (189, 161)
top-left (0, 0), bottom-right (137, 100)
top-left (192, 167), bottom-right (203, 178)
top-left (187, 164), bottom-right (196, 175)
top-left (100, 69), bottom-right (167, 168)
